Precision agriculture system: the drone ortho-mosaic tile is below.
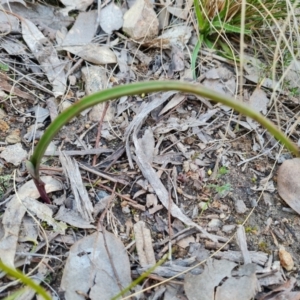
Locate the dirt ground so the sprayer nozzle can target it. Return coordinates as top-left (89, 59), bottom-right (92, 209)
top-left (0, 1), bottom-right (300, 300)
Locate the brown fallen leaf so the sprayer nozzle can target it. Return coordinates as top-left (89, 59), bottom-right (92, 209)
top-left (277, 158), bottom-right (300, 215)
top-left (0, 73), bottom-right (35, 102)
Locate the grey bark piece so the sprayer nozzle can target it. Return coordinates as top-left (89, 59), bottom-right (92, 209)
top-left (236, 225), bottom-right (252, 264)
top-left (59, 152), bottom-right (94, 223)
top-left (134, 221), bottom-right (156, 267)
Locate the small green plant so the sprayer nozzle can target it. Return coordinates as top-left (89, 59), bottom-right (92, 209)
top-left (258, 241), bottom-right (270, 253)
top-left (0, 175), bottom-right (11, 198)
top-left (26, 80), bottom-right (299, 202)
top-left (208, 183), bottom-right (232, 195)
top-left (245, 225), bottom-right (258, 234)
top-left (191, 0), bottom-right (300, 78)
top-left (217, 166), bottom-right (229, 178)
top-left (0, 62), bottom-right (9, 72)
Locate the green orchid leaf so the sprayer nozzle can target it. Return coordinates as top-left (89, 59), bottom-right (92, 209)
top-left (213, 20), bottom-right (252, 34)
top-left (193, 0), bottom-right (209, 33)
top-left (29, 81), bottom-right (299, 201)
top-left (191, 35), bottom-right (204, 79)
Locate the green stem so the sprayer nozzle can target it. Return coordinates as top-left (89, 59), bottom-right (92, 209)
top-left (30, 81), bottom-right (299, 180)
top-left (191, 35), bottom-right (204, 79)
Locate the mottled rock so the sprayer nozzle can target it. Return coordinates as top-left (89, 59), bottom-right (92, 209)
top-left (222, 224), bottom-right (236, 233)
top-left (0, 143), bottom-right (27, 166)
top-left (208, 219), bottom-right (222, 229)
top-left (234, 199), bottom-right (248, 214)
top-left (5, 130), bottom-right (21, 144)
top-left (123, 0), bottom-right (159, 40)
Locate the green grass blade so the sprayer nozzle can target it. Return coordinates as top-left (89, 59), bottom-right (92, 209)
top-left (212, 20), bottom-right (252, 34)
top-left (0, 261), bottom-right (51, 300)
top-left (191, 35), bottom-right (203, 79)
top-left (193, 0), bottom-right (207, 32)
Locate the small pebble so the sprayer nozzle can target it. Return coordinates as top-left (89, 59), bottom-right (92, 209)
top-left (208, 219), bottom-right (222, 228)
top-left (235, 199), bottom-right (248, 214)
top-left (219, 213), bottom-right (226, 219)
top-left (222, 224), bottom-right (236, 233)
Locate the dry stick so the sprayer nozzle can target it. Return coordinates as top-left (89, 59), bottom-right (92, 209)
top-left (65, 58), bottom-right (84, 78)
top-left (85, 178), bottom-right (145, 211)
top-left (167, 178), bottom-right (173, 261)
top-left (93, 101), bottom-right (110, 166)
top-left (104, 147), bottom-right (125, 172)
top-left (97, 184), bottom-right (123, 293)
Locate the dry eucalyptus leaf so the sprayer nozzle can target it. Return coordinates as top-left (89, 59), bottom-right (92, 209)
top-left (61, 231), bottom-right (131, 300)
top-left (184, 259), bottom-right (237, 300)
top-left (248, 88), bottom-right (269, 115)
top-left (159, 94), bottom-right (185, 116)
top-left (167, 0), bottom-right (193, 20)
top-left (21, 19), bottom-right (66, 97)
top-left (277, 158), bottom-right (300, 215)
top-left (246, 88), bottom-right (269, 128)
top-left (64, 44), bottom-right (117, 64)
top-left (215, 271), bottom-right (259, 300)
top-left (0, 176), bottom-right (62, 268)
top-left (60, 0), bottom-right (94, 15)
top-left (143, 25), bottom-right (192, 49)
top-left (140, 128), bottom-right (155, 164)
top-left (61, 10), bottom-right (98, 46)
top-left (100, 2), bottom-right (123, 35)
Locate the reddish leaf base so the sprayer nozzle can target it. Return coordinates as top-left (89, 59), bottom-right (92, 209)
top-left (33, 178), bottom-right (51, 204)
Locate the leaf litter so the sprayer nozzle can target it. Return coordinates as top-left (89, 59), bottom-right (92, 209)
top-left (0, 0), bottom-right (300, 299)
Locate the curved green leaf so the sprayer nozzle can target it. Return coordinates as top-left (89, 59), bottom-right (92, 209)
top-left (212, 20), bottom-right (252, 34)
top-left (0, 261), bottom-right (51, 300)
top-left (29, 80), bottom-right (299, 186)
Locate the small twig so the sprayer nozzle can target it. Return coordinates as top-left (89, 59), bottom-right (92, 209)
top-left (132, 273), bottom-right (183, 285)
top-left (79, 162), bottom-right (129, 185)
top-left (90, 179), bottom-right (145, 211)
top-left (167, 179), bottom-right (173, 261)
top-left (66, 58), bottom-right (84, 78)
top-left (10, 67), bottom-right (54, 96)
top-left (93, 102), bottom-right (110, 166)
top-left (44, 148), bottom-right (112, 156)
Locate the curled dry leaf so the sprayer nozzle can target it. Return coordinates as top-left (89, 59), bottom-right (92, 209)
top-left (279, 246), bottom-right (294, 271)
